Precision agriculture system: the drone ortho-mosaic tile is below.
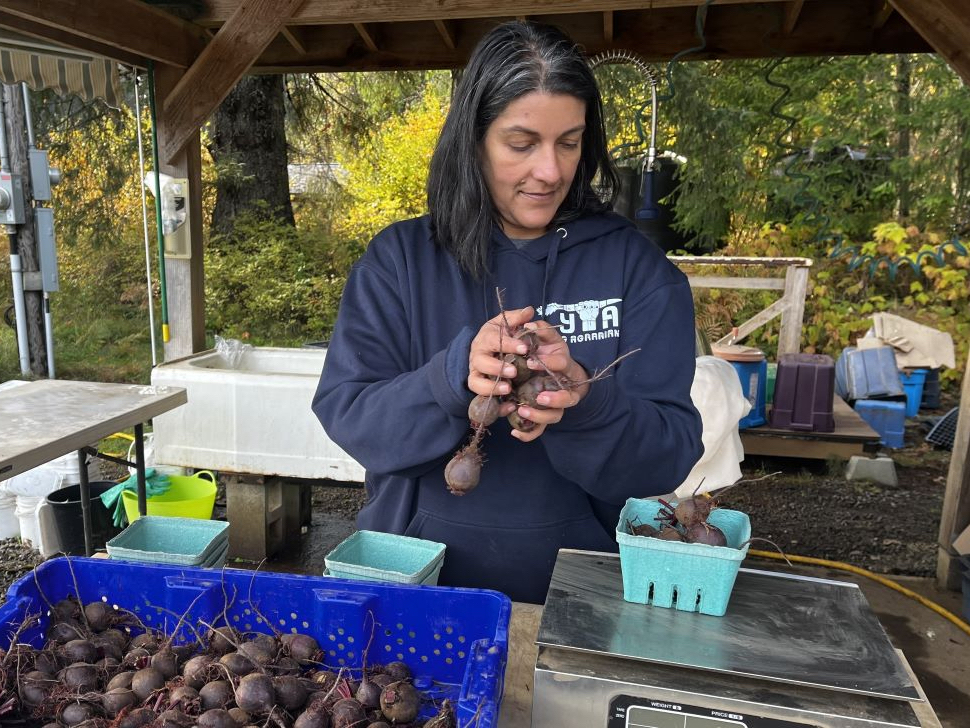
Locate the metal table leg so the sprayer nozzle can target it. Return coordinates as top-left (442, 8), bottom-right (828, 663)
top-left (77, 449), bottom-right (93, 557)
top-left (134, 423), bottom-right (147, 517)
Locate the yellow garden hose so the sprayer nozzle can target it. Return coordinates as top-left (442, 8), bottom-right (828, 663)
top-left (749, 549), bottom-right (970, 637)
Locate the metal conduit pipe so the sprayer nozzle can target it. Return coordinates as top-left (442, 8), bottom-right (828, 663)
top-left (0, 91), bottom-right (30, 375)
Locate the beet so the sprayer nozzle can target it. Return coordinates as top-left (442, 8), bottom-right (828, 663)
top-left (228, 707), bottom-right (251, 725)
top-left (355, 678), bottom-right (382, 709)
top-left (155, 709), bottom-right (195, 728)
top-left (273, 674), bottom-right (308, 711)
top-left (504, 352), bottom-right (533, 386)
top-left (444, 444), bottom-right (482, 495)
top-left (52, 596), bottom-right (81, 622)
top-left (130, 631), bottom-right (161, 653)
top-left (47, 620), bottom-right (84, 644)
top-left (655, 527), bottom-right (685, 542)
top-left (379, 681), bottom-right (420, 724)
top-left (183, 654), bottom-right (215, 688)
top-left (168, 685), bottom-right (201, 714)
top-left (281, 633), bottom-right (320, 664)
top-left (60, 638), bottom-right (98, 664)
top-left (83, 600), bottom-right (115, 632)
top-left (131, 666), bottom-right (166, 701)
top-left (208, 626), bottom-right (240, 655)
top-left (294, 705), bottom-right (331, 728)
top-left (235, 673), bottom-right (275, 715)
top-left (220, 650), bottom-right (256, 676)
top-left (382, 660), bottom-right (411, 681)
top-left (198, 708), bottom-right (239, 728)
top-left (200, 680), bottom-right (234, 711)
top-left (59, 662), bottom-right (98, 692)
top-left (238, 639), bottom-right (275, 667)
top-left (107, 670), bottom-right (135, 690)
top-left (507, 409), bottom-right (537, 432)
top-left (117, 707), bottom-right (156, 728)
top-left (60, 701), bottom-right (97, 727)
top-left (101, 687), bottom-right (138, 718)
top-left (468, 394), bottom-right (501, 427)
top-left (331, 698), bottom-right (367, 728)
top-left (152, 646), bottom-right (180, 678)
top-left (19, 670), bottom-right (54, 707)
top-left (92, 633), bottom-right (124, 661)
top-left (685, 521), bottom-right (727, 547)
top-left (673, 497), bottom-right (715, 528)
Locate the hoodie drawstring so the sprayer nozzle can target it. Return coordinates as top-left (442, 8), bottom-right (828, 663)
top-left (540, 227), bottom-right (566, 322)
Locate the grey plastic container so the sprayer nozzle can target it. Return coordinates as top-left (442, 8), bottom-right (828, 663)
top-left (106, 516), bottom-right (229, 566)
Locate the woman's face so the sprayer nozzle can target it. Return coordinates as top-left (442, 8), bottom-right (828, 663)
top-left (480, 91), bottom-right (586, 240)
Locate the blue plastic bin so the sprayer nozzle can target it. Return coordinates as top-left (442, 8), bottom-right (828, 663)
top-left (0, 557), bottom-right (510, 728)
top-left (835, 346), bottom-right (904, 401)
top-left (854, 399), bottom-right (906, 449)
top-left (729, 358), bottom-right (768, 429)
top-left (899, 369), bottom-right (928, 417)
top-left (615, 498), bottom-right (751, 616)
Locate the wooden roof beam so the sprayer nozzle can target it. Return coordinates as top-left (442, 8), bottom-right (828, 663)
top-left (890, 0), bottom-right (970, 84)
top-left (434, 20), bottom-right (456, 51)
top-left (874, 1), bottom-right (895, 29)
top-left (783, 0), bottom-right (805, 34)
top-left (0, 0), bottom-right (207, 68)
top-left (353, 23), bottom-right (379, 53)
top-left (198, 0), bottom-right (790, 26)
top-left (0, 10), bottom-right (143, 67)
top-left (161, 0), bottom-right (306, 164)
top-left (280, 26), bottom-right (307, 56)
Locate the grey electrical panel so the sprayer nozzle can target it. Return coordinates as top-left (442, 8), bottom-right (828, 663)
top-left (29, 148), bottom-right (53, 201)
top-left (0, 172), bottom-right (26, 225)
top-left (35, 207), bottom-right (58, 292)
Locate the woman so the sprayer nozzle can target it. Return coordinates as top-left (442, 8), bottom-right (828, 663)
top-left (313, 21), bottom-right (702, 604)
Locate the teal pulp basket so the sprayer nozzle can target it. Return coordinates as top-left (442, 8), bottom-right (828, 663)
top-left (616, 498), bottom-right (751, 616)
top-left (106, 516), bottom-right (229, 567)
top-left (325, 530), bottom-right (446, 585)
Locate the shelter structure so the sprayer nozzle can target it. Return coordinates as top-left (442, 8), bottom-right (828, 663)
top-left (0, 0), bottom-right (968, 590)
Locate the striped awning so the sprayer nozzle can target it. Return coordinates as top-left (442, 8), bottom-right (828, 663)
top-left (0, 35), bottom-right (121, 108)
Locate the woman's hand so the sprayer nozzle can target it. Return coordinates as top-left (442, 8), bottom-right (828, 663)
top-left (509, 320), bottom-right (589, 442)
top-left (467, 308), bottom-right (589, 442)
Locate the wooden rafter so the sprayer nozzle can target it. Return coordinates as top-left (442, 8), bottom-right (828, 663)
top-left (603, 11), bottom-right (614, 43)
top-left (197, 0), bottom-right (792, 26)
top-left (0, 0), bottom-right (207, 68)
top-left (353, 23), bottom-right (379, 53)
top-left (0, 10), bottom-right (143, 67)
top-left (280, 26), bottom-right (307, 56)
top-left (434, 20), bottom-right (456, 51)
top-left (161, 0), bottom-right (306, 163)
top-left (890, 0), bottom-right (970, 84)
top-left (874, 1), bottom-right (895, 28)
top-left (783, 0), bottom-right (805, 34)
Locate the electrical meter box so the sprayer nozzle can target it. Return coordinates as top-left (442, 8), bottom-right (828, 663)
top-left (161, 177), bottom-right (190, 259)
top-left (0, 172), bottom-right (26, 225)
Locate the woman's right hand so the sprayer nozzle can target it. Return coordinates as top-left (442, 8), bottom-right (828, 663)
top-left (467, 306), bottom-right (535, 404)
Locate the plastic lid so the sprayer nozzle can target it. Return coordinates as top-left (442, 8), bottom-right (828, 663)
top-left (712, 344), bottom-right (765, 362)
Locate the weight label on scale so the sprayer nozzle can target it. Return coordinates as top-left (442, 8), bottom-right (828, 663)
top-left (609, 695), bottom-right (821, 728)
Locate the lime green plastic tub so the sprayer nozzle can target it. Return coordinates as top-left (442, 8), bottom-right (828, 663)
top-left (122, 471), bottom-right (217, 522)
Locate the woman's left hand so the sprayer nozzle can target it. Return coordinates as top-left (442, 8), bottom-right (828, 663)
top-left (511, 320), bottom-right (589, 442)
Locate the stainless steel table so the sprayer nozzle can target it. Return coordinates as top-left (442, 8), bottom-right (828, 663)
top-left (0, 379), bottom-right (187, 555)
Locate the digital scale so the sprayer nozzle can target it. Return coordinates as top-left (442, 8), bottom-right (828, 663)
top-left (532, 550), bottom-right (926, 728)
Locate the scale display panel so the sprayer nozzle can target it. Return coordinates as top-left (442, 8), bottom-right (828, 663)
top-left (609, 695), bottom-right (820, 728)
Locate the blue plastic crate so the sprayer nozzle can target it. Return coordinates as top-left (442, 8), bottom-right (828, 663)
top-left (727, 358), bottom-right (767, 429)
top-left (0, 558), bottom-right (510, 728)
top-left (899, 369), bottom-right (928, 417)
top-left (615, 498), bottom-right (751, 616)
top-left (835, 346), bottom-right (904, 401)
top-left (325, 530), bottom-right (446, 585)
top-left (854, 399), bottom-right (906, 449)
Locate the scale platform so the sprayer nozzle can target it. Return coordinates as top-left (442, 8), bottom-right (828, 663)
top-left (532, 550), bottom-right (923, 728)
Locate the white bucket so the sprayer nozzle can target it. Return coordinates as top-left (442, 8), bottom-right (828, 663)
top-left (5, 452), bottom-right (102, 498)
top-left (0, 489), bottom-right (20, 539)
top-left (15, 495), bottom-right (60, 556)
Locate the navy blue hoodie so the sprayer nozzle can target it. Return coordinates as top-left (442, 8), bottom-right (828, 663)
top-left (312, 212), bottom-right (702, 604)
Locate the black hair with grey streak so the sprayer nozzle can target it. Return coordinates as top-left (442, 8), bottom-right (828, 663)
top-left (427, 20), bottom-right (619, 278)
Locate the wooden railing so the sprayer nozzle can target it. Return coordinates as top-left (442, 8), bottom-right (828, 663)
top-left (670, 256), bottom-right (813, 356)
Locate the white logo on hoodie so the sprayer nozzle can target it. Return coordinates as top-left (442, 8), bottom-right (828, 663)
top-left (536, 298), bottom-right (622, 343)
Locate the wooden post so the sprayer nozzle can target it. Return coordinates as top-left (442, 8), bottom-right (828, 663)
top-left (153, 64), bottom-right (206, 361)
top-left (936, 353), bottom-right (970, 590)
top-left (777, 264), bottom-right (809, 356)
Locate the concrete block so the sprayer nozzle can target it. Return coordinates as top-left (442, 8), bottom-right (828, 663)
top-left (226, 474), bottom-right (304, 561)
top-left (845, 455), bottom-right (898, 487)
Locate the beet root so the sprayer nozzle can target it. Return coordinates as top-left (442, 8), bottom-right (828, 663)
top-left (468, 394), bottom-right (501, 427)
top-left (685, 521), bottom-right (727, 546)
top-left (379, 680), bottom-right (420, 724)
top-left (444, 444), bottom-right (482, 495)
top-left (674, 496), bottom-right (715, 527)
top-left (331, 698), bottom-right (367, 728)
top-left (236, 673), bottom-right (275, 715)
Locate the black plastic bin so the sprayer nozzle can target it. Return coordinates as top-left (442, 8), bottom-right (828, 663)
top-left (46, 481), bottom-right (123, 555)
